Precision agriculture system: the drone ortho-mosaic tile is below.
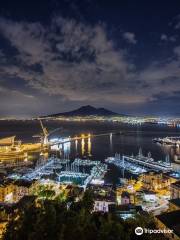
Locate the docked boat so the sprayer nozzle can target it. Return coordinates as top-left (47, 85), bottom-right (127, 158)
top-left (0, 136), bottom-right (24, 158)
top-left (153, 137), bottom-right (180, 147)
top-left (121, 150), bottom-right (172, 172)
top-left (105, 154), bottom-right (147, 175)
top-left (105, 149), bottom-right (173, 172)
top-left (0, 120), bottom-right (58, 168)
top-left (0, 136), bottom-right (33, 168)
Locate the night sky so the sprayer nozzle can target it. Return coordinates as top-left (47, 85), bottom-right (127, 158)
top-left (0, 0), bottom-right (180, 117)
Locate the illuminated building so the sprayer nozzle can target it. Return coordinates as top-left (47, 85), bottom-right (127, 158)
top-left (0, 180), bottom-right (14, 202)
top-left (142, 190), bottom-right (156, 202)
top-left (90, 185), bottom-right (116, 213)
top-left (121, 191), bottom-right (131, 205)
top-left (0, 221), bottom-right (8, 239)
top-left (13, 180), bottom-right (37, 203)
top-left (93, 198), bottom-right (115, 212)
top-left (140, 171), bottom-right (171, 191)
top-left (0, 180), bottom-right (37, 203)
top-left (116, 181), bottom-right (137, 205)
top-left (170, 181), bottom-right (180, 199)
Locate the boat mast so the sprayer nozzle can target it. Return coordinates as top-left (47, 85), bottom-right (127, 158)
top-left (138, 148), bottom-right (143, 157)
top-left (165, 154), bottom-right (171, 166)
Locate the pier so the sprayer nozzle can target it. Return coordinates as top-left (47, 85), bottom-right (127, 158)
top-left (49, 131), bottom-right (123, 147)
top-left (153, 137), bottom-right (180, 147)
top-left (105, 154), bottom-right (147, 175)
top-left (10, 156), bottom-right (108, 189)
top-left (122, 155), bottom-right (172, 172)
top-left (56, 159), bottom-right (107, 189)
top-left (106, 150), bottom-right (173, 173)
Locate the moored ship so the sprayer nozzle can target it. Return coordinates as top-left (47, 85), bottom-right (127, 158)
top-left (0, 136), bottom-right (24, 159)
top-left (153, 136), bottom-right (180, 147)
top-left (0, 136), bottom-right (33, 168)
top-left (105, 149), bottom-right (172, 172)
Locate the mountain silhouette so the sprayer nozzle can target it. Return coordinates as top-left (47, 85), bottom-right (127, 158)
top-left (45, 105), bottom-right (124, 117)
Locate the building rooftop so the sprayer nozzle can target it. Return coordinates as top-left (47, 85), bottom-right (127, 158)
top-left (89, 184), bottom-right (115, 202)
top-left (169, 198), bottom-right (180, 207)
top-left (140, 190), bottom-right (156, 195)
top-left (0, 179), bottom-right (36, 188)
top-left (121, 191), bottom-right (130, 198)
top-left (156, 210), bottom-right (180, 237)
top-left (94, 195), bottom-right (116, 202)
top-left (13, 179), bottom-right (35, 187)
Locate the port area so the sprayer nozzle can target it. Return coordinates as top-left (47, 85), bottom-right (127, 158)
top-left (105, 149), bottom-right (175, 174)
top-left (106, 153), bottom-right (180, 215)
top-left (153, 136), bottom-right (180, 147)
top-left (8, 157), bottom-right (108, 189)
top-left (105, 154), bottom-right (147, 175)
top-left (141, 194), bottom-right (169, 215)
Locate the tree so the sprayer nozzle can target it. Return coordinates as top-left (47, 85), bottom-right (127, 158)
top-left (3, 191), bottom-right (165, 240)
top-left (81, 189), bottom-right (94, 212)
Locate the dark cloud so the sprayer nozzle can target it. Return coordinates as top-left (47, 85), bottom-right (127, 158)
top-left (0, 16), bottom-right (136, 101)
top-left (0, 13), bottom-right (180, 116)
top-left (122, 32), bottom-right (137, 44)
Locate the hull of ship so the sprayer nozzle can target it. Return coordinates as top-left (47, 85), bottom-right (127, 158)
top-left (123, 156), bottom-right (172, 171)
top-left (0, 149), bottom-right (25, 160)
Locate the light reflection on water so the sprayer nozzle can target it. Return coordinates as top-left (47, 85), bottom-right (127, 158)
top-left (0, 120), bottom-right (180, 163)
top-left (1, 120), bottom-right (180, 183)
top-left (65, 133), bottom-right (180, 165)
top-left (81, 138), bottom-right (85, 156)
top-left (87, 137), bottom-right (92, 156)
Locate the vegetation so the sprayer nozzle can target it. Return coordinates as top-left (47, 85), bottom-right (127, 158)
top-left (3, 190), bottom-right (164, 240)
top-left (35, 185), bottom-right (56, 200)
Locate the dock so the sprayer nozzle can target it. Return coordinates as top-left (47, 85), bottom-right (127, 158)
top-left (153, 137), bottom-right (180, 147)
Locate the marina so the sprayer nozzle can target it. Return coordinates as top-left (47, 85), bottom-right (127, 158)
top-left (105, 153), bottom-right (147, 175)
top-left (153, 136), bottom-right (180, 147)
top-left (122, 154), bottom-right (172, 172)
top-left (1, 120), bottom-right (180, 184)
top-left (8, 156), bottom-right (108, 188)
top-left (105, 149), bottom-right (173, 174)
top-left (55, 158), bottom-right (108, 188)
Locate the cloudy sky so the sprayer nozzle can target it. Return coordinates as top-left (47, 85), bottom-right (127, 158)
top-left (0, 0), bottom-right (180, 117)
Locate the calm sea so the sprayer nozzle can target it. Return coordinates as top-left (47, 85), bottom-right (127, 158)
top-left (0, 120), bottom-right (180, 183)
